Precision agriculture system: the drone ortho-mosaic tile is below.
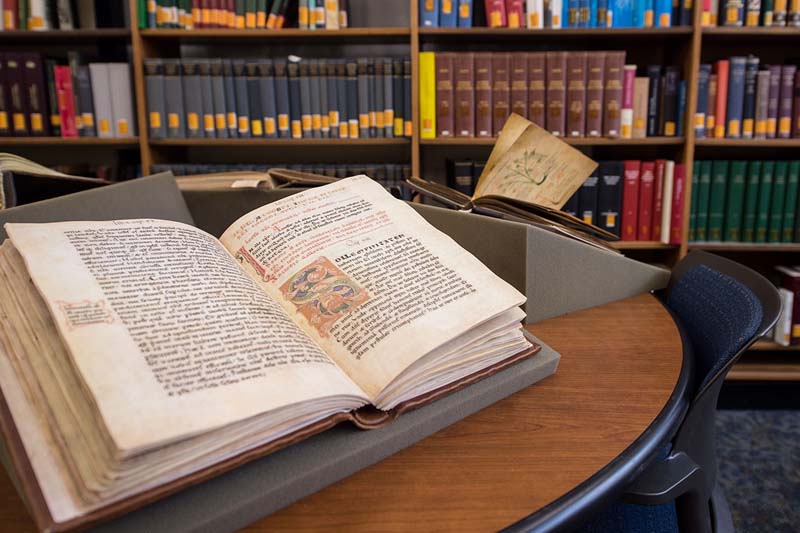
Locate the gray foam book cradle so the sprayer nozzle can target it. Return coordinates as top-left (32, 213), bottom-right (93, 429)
top-left (0, 174), bottom-right (668, 531)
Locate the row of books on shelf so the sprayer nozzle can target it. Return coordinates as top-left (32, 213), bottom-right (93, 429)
top-left (688, 160), bottom-right (800, 243)
top-left (140, 0), bottom-right (351, 30)
top-left (772, 266), bottom-right (800, 346)
top-left (696, 58), bottom-right (800, 140)
top-left (419, 0), bottom-right (689, 28)
top-left (0, 0), bottom-right (124, 30)
top-left (0, 53), bottom-right (136, 138)
top-left (145, 56), bottom-right (412, 140)
top-left (703, 0), bottom-right (800, 26)
top-left (420, 51), bottom-right (685, 140)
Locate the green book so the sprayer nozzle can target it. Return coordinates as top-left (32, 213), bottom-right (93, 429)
top-left (138, 0), bottom-right (146, 28)
top-left (742, 160), bottom-right (762, 242)
top-left (756, 161), bottom-right (774, 243)
top-left (784, 161), bottom-right (799, 242)
top-left (708, 160), bottom-right (729, 242)
top-left (769, 161), bottom-right (788, 243)
top-left (19, 0), bottom-right (28, 29)
top-left (695, 160), bottom-right (712, 241)
top-left (689, 160), bottom-right (700, 242)
top-left (724, 161), bottom-right (747, 242)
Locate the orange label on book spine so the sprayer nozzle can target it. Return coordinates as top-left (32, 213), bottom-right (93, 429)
top-left (188, 113), bottom-right (199, 131)
top-left (12, 113), bottom-right (25, 131)
top-left (117, 120), bottom-right (129, 135)
top-left (227, 112), bottom-right (236, 129)
top-left (349, 122), bottom-right (359, 137)
top-left (780, 117), bottom-right (791, 135)
top-left (442, 0), bottom-right (453, 13)
top-left (0, 112), bottom-right (7, 130)
top-left (302, 115), bottom-right (312, 130)
top-left (291, 121), bottom-right (302, 137)
top-left (264, 118), bottom-right (276, 135)
top-left (279, 115), bottom-right (289, 130)
top-left (251, 119), bottom-right (263, 136)
top-left (168, 114), bottom-right (179, 128)
top-left (30, 114), bottom-right (43, 132)
top-left (215, 114), bottom-right (225, 130)
top-left (204, 115), bottom-right (214, 131)
top-left (238, 116), bottom-right (249, 132)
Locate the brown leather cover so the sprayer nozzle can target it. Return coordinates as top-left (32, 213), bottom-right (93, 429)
top-left (435, 52), bottom-right (455, 138)
top-left (527, 53), bottom-right (546, 129)
top-left (475, 53), bottom-right (493, 138)
top-left (603, 51), bottom-right (625, 138)
top-left (0, 342), bottom-right (540, 532)
top-left (510, 54), bottom-right (528, 121)
top-left (566, 52), bottom-right (587, 138)
top-left (585, 51), bottom-right (605, 138)
top-left (492, 53), bottom-right (511, 137)
top-left (454, 53), bottom-right (475, 138)
top-left (632, 77), bottom-right (649, 139)
top-left (546, 51), bottom-right (567, 137)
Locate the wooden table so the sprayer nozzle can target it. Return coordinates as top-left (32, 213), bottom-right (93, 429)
top-left (0, 293), bottom-right (686, 532)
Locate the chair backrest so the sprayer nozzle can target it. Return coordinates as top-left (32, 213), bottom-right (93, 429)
top-left (661, 250), bottom-right (781, 496)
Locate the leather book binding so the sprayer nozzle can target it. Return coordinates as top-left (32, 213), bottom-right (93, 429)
top-left (546, 51), bottom-right (567, 137)
top-left (436, 52), bottom-right (455, 138)
top-left (602, 51), bottom-right (624, 138)
top-left (566, 51), bottom-right (587, 137)
top-left (527, 52), bottom-right (546, 129)
top-left (585, 51), bottom-right (605, 137)
top-left (510, 54), bottom-right (528, 121)
top-left (492, 52), bottom-right (511, 137)
top-left (475, 53), bottom-right (493, 137)
top-left (454, 52), bottom-right (475, 137)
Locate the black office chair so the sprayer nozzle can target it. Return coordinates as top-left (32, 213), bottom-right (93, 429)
top-left (579, 250), bottom-right (781, 533)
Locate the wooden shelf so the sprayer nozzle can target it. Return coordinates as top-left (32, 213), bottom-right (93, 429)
top-left (688, 243), bottom-right (800, 252)
top-left (695, 138), bottom-right (800, 148)
top-left (150, 138), bottom-right (410, 147)
top-left (1, 137), bottom-right (139, 147)
top-left (0, 29), bottom-right (130, 40)
top-left (420, 137), bottom-right (684, 146)
top-left (703, 27), bottom-right (800, 38)
top-left (419, 27), bottom-right (693, 39)
top-left (140, 28), bottom-right (410, 41)
top-left (727, 362), bottom-right (800, 381)
top-left (612, 241), bottom-right (678, 250)
top-left (750, 340), bottom-right (800, 351)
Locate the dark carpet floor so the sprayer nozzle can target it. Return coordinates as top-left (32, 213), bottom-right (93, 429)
top-left (716, 409), bottom-right (800, 533)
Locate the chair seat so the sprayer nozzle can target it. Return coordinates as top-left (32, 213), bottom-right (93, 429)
top-left (578, 501), bottom-right (678, 533)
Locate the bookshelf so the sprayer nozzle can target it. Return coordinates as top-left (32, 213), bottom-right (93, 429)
top-left (3, 1), bottom-right (800, 378)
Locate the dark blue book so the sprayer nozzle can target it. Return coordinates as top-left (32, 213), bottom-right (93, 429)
top-left (258, 59), bottom-right (278, 139)
top-left (337, 60), bottom-right (350, 138)
top-left (646, 65), bottom-right (661, 137)
top-left (393, 58), bottom-right (404, 137)
top-left (287, 59), bottom-right (302, 139)
top-left (233, 60), bottom-right (251, 138)
top-left (679, 0), bottom-right (692, 24)
top-left (676, 79), bottom-right (686, 136)
top-left (439, 0), bottom-right (457, 26)
top-left (420, 0), bottom-right (440, 26)
top-left (325, 60), bottom-right (339, 139)
top-left (346, 60), bottom-right (359, 139)
top-left (457, 0), bottom-right (473, 26)
top-left (578, 172), bottom-right (600, 226)
top-left (741, 55), bottom-right (759, 139)
top-left (726, 56), bottom-right (747, 139)
top-left (568, 0), bottom-right (581, 26)
top-left (597, 0), bottom-right (609, 25)
top-left (223, 60), bottom-right (238, 138)
top-left (274, 60), bottom-right (291, 139)
top-left (562, 190), bottom-right (580, 216)
top-left (661, 66), bottom-right (679, 136)
top-left (722, 0), bottom-right (744, 24)
top-left (695, 64), bottom-right (711, 139)
top-left (245, 61), bottom-right (264, 137)
top-left (403, 58), bottom-right (412, 137)
top-left (598, 161), bottom-right (624, 237)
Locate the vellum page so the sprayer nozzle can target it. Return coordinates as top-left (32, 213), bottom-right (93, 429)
top-left (5, 220), bottom-right (368, 454)
top-left (219, 175), bottom-right (527, 401)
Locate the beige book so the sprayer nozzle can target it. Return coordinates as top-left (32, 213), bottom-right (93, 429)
top-left (632, 77), bottom-right (650, 139)
top-left (0, 176), bottom-right (537, 530)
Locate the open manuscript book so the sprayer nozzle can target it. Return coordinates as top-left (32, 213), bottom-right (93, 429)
top-left (0, 175), bottom-right (540, 530)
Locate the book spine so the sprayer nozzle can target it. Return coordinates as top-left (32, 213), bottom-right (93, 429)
top-left (245, 62), bottom-right (263, 137)
top-left (755, 69), bottom-right (770, 139)
top-left (742, 56), bottom-right (759, 139)
top-left (621, 160), bottom-right (641, 240)
top-left (660, 160), bottom-right (674, 244)
top-left (775, 288), bottom-right (794, 346)
top-left (475, 52), bottom-right (493, 137)
top-left (762, 0), bottom-right (774, 23)
top-left (794, 70), bottom-right (800, 138)
top-left (299, 59), bottom-right (313, 138)
top-left (367, 58), bottom-right (378, 138)
top-left (458, 0), bottom-right (473, 25)
top-left (260, 59), bottom-right (278, 139)
top-left (707, 160), bottom-right (729, 241)
top-left (742, 160), bottom-right (761, 242)
top-left (222, 60), bottom-right (238, 138)
top-left (527, 52), bottom-right (546, 129)
top-left (338, 0), bottom-right (349, 28)
top-left (774, 0), bottom-right (787, 23)
top-left (526, 0), bottom-right (544, 26)
top-left (322, 61), bottom-right (337, 139)
top-left (661, 66), bottom-right (678, 136)
top-left (448, 160), bottom-right (474, 194)
top-left (746, 0), bottom-right (761, 24)
top-left (655, 0), bottom-right (671, 24)
top-left (233, 59), bottom-right (250, 137)
top-left (695, 64), bottom-right (710, 138)
top-left (767, 64), bottom-right (781, 138)
top-left (706, 73), bottom-right (717, 136)
top-left (435, 52), bottom-right (454, 138)
top-left (21, 53), bottom-right (49, 136)
top-left (454, 53), bottom-right (475, 137)
top-left (392, 59), bottom-right (403, 138)
top-left (723, 0), bottom-right (744, 24)
top-left (485, 0), bottom-right (507, 26)
top-left (669, 163), bottom-right (685, 244)
top-left (680, 0), bottom-right (693, 24)
top-left (724, 160), bottom-right (747, 241)
top-left (566, 52), bottom-right (587, 137)
top-left (347, 60), bottom-right (360, 138)
top-left (182, 60), bottom-right (203, 138)
top-left (419, 52), bottom-right (436, 139)
top-left (4, 0), bottom-right (19, 30)
top-left (695, 160), bottom-right (712, 240)
top-left (6, 54), bottom-right (28, 136)
top-left (638, 161), bottom-right (656, 240)
top-left (198, 60), bottom-right (216, 139)
top-left (420, 0), bottom-right (439, 26)
top-left (713, 60), bottom-right (729, 138)
top-left (791, 0), bottom-right (800, 24)
top-left (510, 53), bottom-right (528, 120)
top-left (756, 160), bottom-right (773, 242)
top-left (584, 51), bottom-right (604, 137)
top-left (632, 77), bottom-right (649, 138)
top-left (578, 172), bottom-right (599, 225)
top-left (620, 64), bottom-right (636, 139)
top-left (645, 66), bottom-right (661, 137)
top-left (404, 58), bottom-right (412, 137)
top-left (163, 59), bottom-right (185, 138)
top-left (309, 59), bottom-right (323, 138)
top-left (0, 55), bottom-right (11, 136)
top-left (725, 57), bottom-right (746, 138)
top-left (551, 0), bottom-right (563, 26)
top-left (603, 51), bottom-right (624, 137)
top-left (209, 60), bottom-right (228, 139)
top-left (55, 65), bottom-right (77, 137)
top-left (506, 0), bottom-right (524, 27)
top-left (598, 161), bottom-right (624, 237)
top-left (689, 160), bottom-right (699, 241)
top-left (75, 64), bottom-right (96, 137)
top-left (109, 63), bottom-right (136, 137)
top-left (769, 160), bottom-right (788, 242)
top-left (383, 58), bottom-right (393, 138)
top-left (439, 0), bottom-right (457, 26)
top-left (546, 51), bottom-right (566, 137)
top-left (784, 160), bottom-right (800, 241)
top-left (145, 59), bottom-right (166, 140)
top-left (492, 52), bottom-right (511, 136)
top-left (652, 160), bottom-right (666, 240)
top-left (779, 65), bottom-right (796, 138)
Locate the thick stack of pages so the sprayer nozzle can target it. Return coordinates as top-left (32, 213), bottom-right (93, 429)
top-left (0, 175), bottom-right (540, 530)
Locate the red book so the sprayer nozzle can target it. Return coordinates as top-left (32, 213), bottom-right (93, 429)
top-left (435, 52), bottom-right (454, 138)
top-left (638, 162), bottom-right (656, 240)
top-left (484, 0), bottom-right (507, 27)
top-left (652, 159), bottom-right (666, 241)
top-left (505, 0), bottom-right (524, 27)
top-left (669, 163), bottom-right (686, 244)
top-left (621, 160), bottom-right (641, 241)
top-left (54, 66), bottom-right (77, 138)
top-left (714, 60), bottom-right (729, 138)
top-left (3, 0), bottom-right (18, 30)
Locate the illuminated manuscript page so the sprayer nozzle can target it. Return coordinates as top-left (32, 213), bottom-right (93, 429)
top-left (220, 175), bottom-right (526, 400)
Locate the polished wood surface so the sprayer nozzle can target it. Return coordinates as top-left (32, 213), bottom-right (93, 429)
top-left (0, 293), bottom-right (682, 532)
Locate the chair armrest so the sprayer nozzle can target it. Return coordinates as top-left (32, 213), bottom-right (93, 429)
top-left (622, 452), bottom-right (704, 505)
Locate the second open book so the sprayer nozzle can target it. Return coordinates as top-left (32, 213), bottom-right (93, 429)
top-left (0, 175), bottom-right (541, 530)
